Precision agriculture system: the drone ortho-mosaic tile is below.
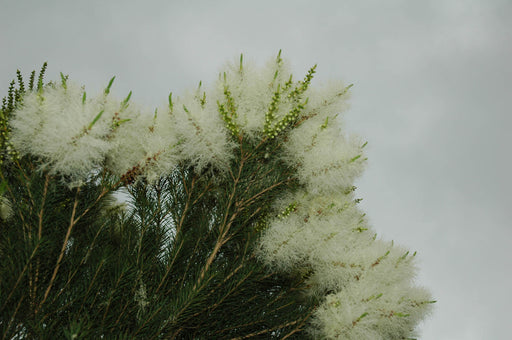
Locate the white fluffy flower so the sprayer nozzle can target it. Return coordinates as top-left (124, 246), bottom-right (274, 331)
top-left (257, 190), bottom-right (368, 270)
top-left (172, 92), bottom-right (235, 173)
top-left (257, 189), bottom-right (433, 339)
top-left (312, 281), bottom-right (432, 339)
top-left (281, 81), bottom-right (365, 194)
top-left (11, 83), bottom-right (114, 186)
top-left (210, 57), bottom-right (297, 139)
top-left (256, 73), bottom-right (433, 336)
top-left (106, 106), bottom-right (181, 183)
top-left (10, 80), bottom-right (183, 185)
top-left (7, 55), bottom-right (431, 338)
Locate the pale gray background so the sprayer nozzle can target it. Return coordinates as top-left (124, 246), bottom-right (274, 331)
top-left (1, 1), bottom-right (510, 338)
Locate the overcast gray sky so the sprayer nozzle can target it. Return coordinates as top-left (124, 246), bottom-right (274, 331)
top-left (2, 0), bottom-right (511, 338)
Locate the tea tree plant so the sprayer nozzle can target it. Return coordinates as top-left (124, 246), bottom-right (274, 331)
top-left (0, 53), bottom-right (433, 339)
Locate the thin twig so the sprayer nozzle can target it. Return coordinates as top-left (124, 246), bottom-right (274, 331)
top-left (155, 239), bottom-right (184, 294)
top-left (0, 244), bottom-right (39, 314)
top-left (33, 174), bottom-right (50, 308)
top-left (2, 296), bottom-right (24, 340)
top-left (175, 175), bottom-right (196, 236)
top-left (36, 187), bottom-right (80, 314)
top-left (192, 158), bottom-right (243, 291)
top-left (281, 309), bottom-right (315, 339)
top-left (77, 260), bottom-right (105, 316)
top-left (230, 319), bottom-right (302, 340)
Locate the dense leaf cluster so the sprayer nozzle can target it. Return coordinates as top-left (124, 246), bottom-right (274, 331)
top-left (0, 67), bottom-right (314, 339)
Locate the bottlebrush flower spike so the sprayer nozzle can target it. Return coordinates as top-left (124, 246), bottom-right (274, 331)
top-left (6, 54), bottom-right (433, 338)
top-left (10, 82), bottom-right (113, 186)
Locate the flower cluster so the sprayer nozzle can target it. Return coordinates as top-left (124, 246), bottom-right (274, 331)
top-left (252, 63), bottom-right (433, 338)
top-left (195, 54), bottom-right (433, 338)
top-left (10, 82), bottom-right (114, 186)
top-left (10, 77), bottom-right (234, 186)
top-left (8, 54), bottom-right (432, 338)
top-left (258, 189), bottom-right (433, 338)
top-left (171, 90), bottom-right (235, 173)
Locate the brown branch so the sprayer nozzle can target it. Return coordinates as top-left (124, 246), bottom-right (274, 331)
top-left (2, 296), bottom-right (24, 340)
top-left (112, 297), bottom-right (131, 329)
top-left (114, 273), bottom-right (148, 329)
top-left (36, 187), bottom-right (80, 315)
top-left (155, 239), bottom-right (184, 294)
top-left (173, 156), bottom-right (246, 330)
top-left (238, 178), bottom-right (290, 210)
top-left (210, 270), bottom-right (253, 313)
top-left (33, 174), bottom-right (50, 308)
top-left (281, 308), bottom-right (315, 339)
top-left (175, 235), bottom-right (203, 293)
top-left (231, 319), bottom-right (302, 340)
top-left (37, 174), bottom-right (50, 239)
top-left (77, 260), bottom-right (105, 316)
top-left (51, 221), bottom-right (108, 304)
top-left (193, 237), bottom-right (227, 291)
top-left (0, 244), bottom-right (39, 314)
top-left (133, 306), bottom-right (164, 337)
top-left (73, 186), bottom-right (111, 226)
top-left (175, 175), bottom-right (197, 236)
top-left (191, 181), bottom-right (212, 205)
top-left (101, 270), bottom-right (127, 325)
top-left (193, 156), bottom-right (244, 291)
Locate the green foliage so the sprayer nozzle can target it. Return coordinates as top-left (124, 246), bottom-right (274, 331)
top-left (0, 66), bottom-right (315, 338)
